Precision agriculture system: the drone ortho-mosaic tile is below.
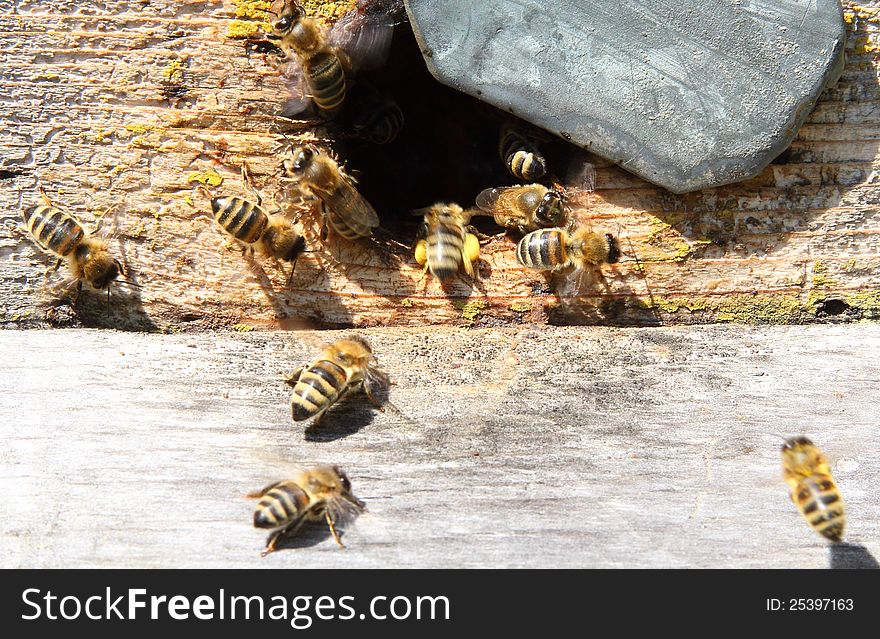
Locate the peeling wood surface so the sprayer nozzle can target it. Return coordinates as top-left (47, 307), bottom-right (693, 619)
top-left (1, 1), bottom-right (880, 330)
top-left (0, 325), bottom-right (878, 568)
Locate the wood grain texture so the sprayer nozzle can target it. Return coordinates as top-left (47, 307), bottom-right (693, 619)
top-left (0, 325), bottom-right (878, 568)
top-left (1, 1), bottom-right (880, 331)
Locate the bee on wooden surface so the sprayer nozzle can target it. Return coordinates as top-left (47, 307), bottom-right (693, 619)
top-left (781, 436), bottom-right (846, 543)
top-left (516, 225), bottom-right (620, 272)
top-left (474, 184), bottom-right (563, 235)
top-left (201, 165), bottom-right (306, 282)
top-left (268, 0), bottom-right (395, 117)
top-left (21, 187), bottom-right (125, 298)
top-left (285, 336), bottom-right (389, 424)
top-left (281, 144), bottom-right (380, 240)
top-left (413, 202), bottom-right (481, 283)
top-left (499, 121), bottom-right (548, 181)
top-left (248, 464), bottom-right (365, 554)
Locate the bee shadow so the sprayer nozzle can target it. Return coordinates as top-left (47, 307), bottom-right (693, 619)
top-left (265, 522), bottom-right (336, 551)
top-left (828, 542), bottom-right (880, 569)
top-left (303, 403), bottom-right (380, 442)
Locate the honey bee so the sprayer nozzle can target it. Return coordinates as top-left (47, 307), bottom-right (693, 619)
top-left (474, 184), bottom-right (564, 235)
top-left (268, 0), bottom-right (394, 117)
top-left (281, 144), bottom-right (380, 240)
top-left (499, 121), bottom-right (547, 181)
top-left (248, 464), bottom-right (365, 554)
top-left (516, 225), bottom-right (620, 271)
top-left (22, 187), bottom-right (124, 297)
top-left (347, 85), bottom-right (404, 145)
top-left (413, 202), bottom-right (481, 282)
top-left (285, 336), bottom-right (389, 424)
top-left (781, 436), bottom-right (846, 543)
top-left (201, 165), bottom-right (306, 281)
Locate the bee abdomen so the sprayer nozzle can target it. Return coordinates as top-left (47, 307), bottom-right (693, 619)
top-left (517, 229), bottom-right (568, 270)
top-left (306, 51), bottom-right (346, 113)
top-left (23, 205), bottom-right (84, 257)
top-left (500, 128), bottom-right (546, 181)
top-left (795, 475), bottom-right (845, 542)
top-left (254, 483), bottom-right (311, 529)
top-left (326, 204), bottom-right (373, 239)
top-left (427, 224), bottom-right (465, 281)
top-left (291, 360), bottom-right (348, 421)
top-left (213, 197), bottom-right (268, 244)
top-left (355, 102), bottom-right (404, 145)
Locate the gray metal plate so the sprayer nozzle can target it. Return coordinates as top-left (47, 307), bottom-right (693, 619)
top-left (404, 0), bottom-right (846, 193)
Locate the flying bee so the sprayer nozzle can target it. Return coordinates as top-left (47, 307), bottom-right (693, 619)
top-left (285, 336), bottom-right (389, 424)
top-left (21, 187), bottom-right (125, 300)
top-left (413, 202), bottom-right (481, 283)
top-left (781, 436), bottom-right (846, 543)
top-left (248, 464), bottom-right (365, 554)
top-left (474, 184), bottom-right (564, 235)
top-left (499, 121), bottom-right (548, 181)
top-left (281, 144), bottom-right (380, 240)
top-left (516, 225), bottom-right (620, 272)
top-left (200, 165), bottom-right (306, 282)
top-left (268, 0), bottom-right (395, 117)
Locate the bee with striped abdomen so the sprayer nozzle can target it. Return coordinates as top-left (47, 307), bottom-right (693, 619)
top-left (202, 164), bottom-right (306, 282)
top-left (348, 84), bottom-right (404, 145)
top-left (781, 436), bottom-right (846, 543)
top-left (516, 225), bottom-right (620, 272)
top-left (413, 203), bottom-right (481, 283)
top-left (285, 336), bottom-right (389, 424)
top-left (268, 0), bottom-right (395, 117)
top-left (499, 121), bottom-right (548, 181)
top-left (22, 187), bottom-right (124, 297)
top-left (248, 464), bottom-right (365, 554)
top-left (281, 144), bottom-right (380, 240)
top-left (474, 184), bottom-right (564, 235)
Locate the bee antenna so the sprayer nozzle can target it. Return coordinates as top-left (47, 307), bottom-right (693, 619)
top-left (119, 279), bottom-right (143, 290)
top-left (194, 183), bottom-right (214, 201)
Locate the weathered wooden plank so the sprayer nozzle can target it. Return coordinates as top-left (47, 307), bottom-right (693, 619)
top-left (1, 1), bottom-right (880, 330)
top-left (0, 325), bottom-right (878, 568)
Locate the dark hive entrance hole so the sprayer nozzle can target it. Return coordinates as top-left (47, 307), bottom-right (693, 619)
top-left (327, 19), bottom-right (567, 241)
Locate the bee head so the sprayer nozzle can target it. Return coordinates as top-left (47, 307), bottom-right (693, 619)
top-left (535, 190), bottom-right (563, 227)
top-left (273, 2), bottom-right (304, 35)
top-left (285, 145), bottom-right (317, 177)
top-left (76, 244), bottom-right (122, 290)
top-left (605, 233), bottom-right (620, 264)
top-left (782, 436), bottom-right (814, 452)
top-left (333, 466), bottom-right (352, 493)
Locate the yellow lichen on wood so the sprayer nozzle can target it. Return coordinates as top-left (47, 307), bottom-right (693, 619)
top-left (187, 170), bottom-right (224, 187)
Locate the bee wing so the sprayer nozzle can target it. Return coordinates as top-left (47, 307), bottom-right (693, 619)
top-left (475, 186), bottom-right (513, 213)
top-left (327, 493), bottom-right (366, 524)
top-left (565, 158), bottom-right (597, 194)
top-left (279, 58), bottom-right (312, 118)
top-left (328, 6), bottom-right (395, 72)
top-left (328, 177), bottom-right (380, 228)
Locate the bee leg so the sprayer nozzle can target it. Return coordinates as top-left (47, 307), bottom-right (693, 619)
top-left (261, 519), bottom-right (306, 556)
top-left (361, 380), bottom-right (385, 411)
top-left (465, 225), bottom-right (495, 244)
top-left (44, 258), bottom-right (63, 280)
top-left (325, 512), bottom-right (345, 548)
top-left (241, 162), bottom-right (262, 206)
top-left (38, 185), bottom-right (54, 207)
top-left (311, 405), bottom-right (331, 426)
top-left (284, 366), bottom-right (305, 387)
top-left (71, 280), bottom-right (83, 307)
